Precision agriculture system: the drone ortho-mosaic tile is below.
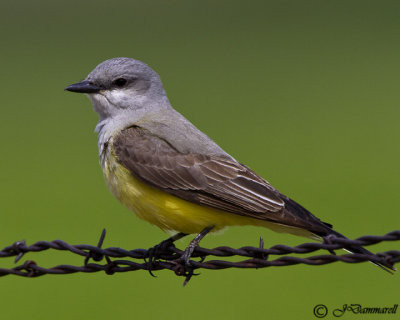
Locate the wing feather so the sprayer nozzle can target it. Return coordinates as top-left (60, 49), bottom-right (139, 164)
top-left (113, 126), bottom-right (284, 215)
top-left (112, 126), bottom-right (332, 234)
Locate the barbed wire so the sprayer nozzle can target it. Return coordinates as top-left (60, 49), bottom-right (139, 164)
top-left (0, 230), bottom-right (399, 285)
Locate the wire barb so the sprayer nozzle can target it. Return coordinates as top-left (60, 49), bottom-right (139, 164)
top-left (0, 230), bottom-right (399, 285)
top-left (84, 229), bottom-right (107, 265)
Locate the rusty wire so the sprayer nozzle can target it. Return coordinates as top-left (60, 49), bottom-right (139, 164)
top-left (0, 230), bottom-right (399, 285)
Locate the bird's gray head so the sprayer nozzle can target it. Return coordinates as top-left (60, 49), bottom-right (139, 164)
top-left (66, 57), bottom-right (169, 120)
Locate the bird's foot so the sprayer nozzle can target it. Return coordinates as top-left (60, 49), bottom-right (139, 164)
top-left (174, 226), bottom-right (214, 285)
top-left (180, 226), bottom-right (214, 267)
top-left (146, 232), bottom-right (187, 277)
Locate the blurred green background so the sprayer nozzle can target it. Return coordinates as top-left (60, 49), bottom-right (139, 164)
top-left (1, 0), bottom-right (399, 319)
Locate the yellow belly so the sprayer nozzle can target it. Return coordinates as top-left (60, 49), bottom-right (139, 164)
top-left (102, 147), bottom-right (315, 238)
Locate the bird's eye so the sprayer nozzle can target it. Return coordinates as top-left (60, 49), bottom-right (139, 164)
top-left (113, 78), bottom-right (127, 87)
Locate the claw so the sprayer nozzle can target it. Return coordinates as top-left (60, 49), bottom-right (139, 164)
top-left (181, 226), bottom-right (214, 265)
top-left (147, 232), bottom-right (188, 277)
top-left (177, 226), bottom-right (214, 285)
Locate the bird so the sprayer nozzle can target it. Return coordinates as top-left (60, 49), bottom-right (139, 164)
top-left (65, 57), bottom-right (394, 273)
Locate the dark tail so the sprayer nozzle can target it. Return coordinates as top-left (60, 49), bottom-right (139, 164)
top-left (325, 229), bottom-right (396, 274)
top-left (280, 195), bottom-right (396, 273)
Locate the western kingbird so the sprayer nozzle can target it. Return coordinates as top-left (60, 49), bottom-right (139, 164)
top-left (66, 57), bottom-right (394, 272)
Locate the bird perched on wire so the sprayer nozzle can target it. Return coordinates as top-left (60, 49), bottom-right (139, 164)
top-left (66, 57), bottom-right (395, 273)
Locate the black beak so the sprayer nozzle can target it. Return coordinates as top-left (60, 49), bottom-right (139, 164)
top-left (65, 80), bottom-right (103, 93)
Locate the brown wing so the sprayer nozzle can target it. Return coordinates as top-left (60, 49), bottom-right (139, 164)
top-left (112, 126), bottom-right (332, 233)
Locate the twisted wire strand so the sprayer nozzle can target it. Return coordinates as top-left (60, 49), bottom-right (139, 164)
top-left (0, 230), bottom-right (399, 284)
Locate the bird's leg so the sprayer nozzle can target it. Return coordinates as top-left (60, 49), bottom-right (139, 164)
top-left (149, 232), bottom-right (187, 259)
top-left (147, 232), bottom-right (187, 276)
top-left (181, 226), bottom-right (214, 267)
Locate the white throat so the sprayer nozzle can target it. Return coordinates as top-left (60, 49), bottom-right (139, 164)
top-left (88, 91), bottom-right (171, 155)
